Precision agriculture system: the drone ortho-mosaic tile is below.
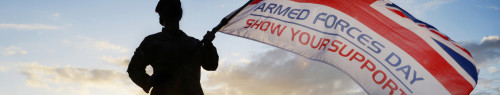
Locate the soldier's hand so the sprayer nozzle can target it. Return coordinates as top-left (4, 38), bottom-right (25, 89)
top-left (203, 31), bottom-right (216, 44)
top-left (141, 86), bottom-right (151, 93)
top-left (140, 78), bottom-right (153, 93)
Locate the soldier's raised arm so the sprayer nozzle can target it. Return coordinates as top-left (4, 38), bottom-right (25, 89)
top-left (201, 31), bottom-right (219, 71)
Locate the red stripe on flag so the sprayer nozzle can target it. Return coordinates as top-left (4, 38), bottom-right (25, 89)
top-left (387, 8), bottom-right (409, 18)
top-left (250, 0), bottom-right (263, 5)
top-left (425, 26), bottom-right (472, 57)
top-left (453, 42), bottom-right (473, 57)
top-left (425, 27), bottom-right (450, 41)
top-left (290, 0), bottom-right (473, 94)
top-left (428, 28), bottom-right (473, 57)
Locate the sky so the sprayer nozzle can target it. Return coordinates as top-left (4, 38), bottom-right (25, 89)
top-left (0, 0), bottom-right (499, 95)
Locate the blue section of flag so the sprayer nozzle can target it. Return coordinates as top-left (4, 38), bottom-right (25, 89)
top-left (433, 39), bottom-right (478, 83)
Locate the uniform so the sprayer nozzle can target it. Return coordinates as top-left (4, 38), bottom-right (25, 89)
top-left (127, 28), bottom-right (218, 95)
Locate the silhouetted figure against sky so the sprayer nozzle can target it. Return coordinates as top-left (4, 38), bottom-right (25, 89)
top-left (127, 0), bottom-right (218, 95)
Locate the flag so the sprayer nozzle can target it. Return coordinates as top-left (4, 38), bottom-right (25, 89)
top-left (213, 0), bottom-right (478, 94)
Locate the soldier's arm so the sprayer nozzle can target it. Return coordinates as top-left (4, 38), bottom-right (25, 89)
top-left (127, 37), bottom-right (152, 93)
top-left (201, 42), bottom-right (219, 71)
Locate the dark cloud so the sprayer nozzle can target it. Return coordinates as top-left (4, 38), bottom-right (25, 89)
top-left (203, 49), bottom-right (366, 95)
top-left (461, 36), bottom-right (500, 95)
top-left (460, 36), bottom-right (500, 66)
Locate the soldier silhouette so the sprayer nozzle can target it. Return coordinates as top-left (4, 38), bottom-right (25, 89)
top-left (127, 0), bottom-right (218, 95)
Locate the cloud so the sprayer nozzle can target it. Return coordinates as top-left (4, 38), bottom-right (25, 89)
top-left (219, 4), bottom-right (225, 8)
top-left (488, 66), bottom-right (498, 73)
top-left (20, 62), bottom-right (129, 86)
top-left (100, 56), bottom-right (130, 67)
top-left (203, 49), bottom-right (366, 95)
top-left (238, 58), bottom-right (251, 64)
top-left (203, 35), bottom-right (499, 95)
top-left (487, 6), bottom-right (500, 10)
top-left (19, 62), bottom-right (147, 95)
top-left (460, 35), bottom-right (500, 94)
top-left (2, 45), bottom-right (28, 56)
top-left (231, 52), bottom-right (241, 56)
top-left (65, 36), bottom-right (130, 53)
top-left (0, 24), bottom-right (60, 30)
top-left (0, 65), bottom-right (6, 72)
top-left (477, 5), bottom-right (500, 10)
top-left (472, 77), bottom-right (500, 95)
top-left (461, 35), bottom-right (500, 66)
top-left (481, 36), bottom-right (500, 43)
top-left (94, 41), bottom-right (129, 53)
top-left (53, 13), bottom-right (61, 17)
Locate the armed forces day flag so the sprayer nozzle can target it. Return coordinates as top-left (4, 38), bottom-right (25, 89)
top-left (212, 0), bottom-right (478, 94)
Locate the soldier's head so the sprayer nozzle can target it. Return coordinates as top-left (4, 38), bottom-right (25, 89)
top-left (156, 0), bottom-right (182, 29)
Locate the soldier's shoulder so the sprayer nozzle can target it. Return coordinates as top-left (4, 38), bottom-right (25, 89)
top-left (146, 32), bottom-right (162, 38)
top-left (141, 32), bottom-right (163, 41)
top-left (186, 36), bottom-right (200, 42)
top-left (185, 36), bottom-right (202, 46)
top-left (185, 35), bottom-right (200, 42)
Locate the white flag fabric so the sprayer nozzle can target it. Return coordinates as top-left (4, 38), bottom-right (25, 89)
top-left (216, 0), bottom-right (478, 94)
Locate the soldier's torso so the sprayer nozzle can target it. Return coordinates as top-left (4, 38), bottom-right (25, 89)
top-left (143, 31), bottom-right (204, 94)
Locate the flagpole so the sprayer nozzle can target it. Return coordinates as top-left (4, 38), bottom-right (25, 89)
top-left (208, 0), bottom-right (254, 34)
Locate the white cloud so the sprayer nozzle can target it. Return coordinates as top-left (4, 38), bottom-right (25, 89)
top-left (238, 59), bottom-right (251, 64)
top-left (53, 13), bottom-right (60, 17)
top-left (477, 5), bottom-right (500, 10)
top-left (219, 57), bottom-right (228, 65)
top-left (488, 66), bottom-right (498, 73)
top-left (19, 62), bottom-right (146, 95)
top-left (0, 62), bottom-right (15, 72)
top-left (0, 65), bottom-right (6, 72)
top-left (94, 41), bottom-right (129, 53)
top-left (481, 36), bottom-right (500, 43)
top-left (67, 36), bottom-right (130, 53)
top-left (3, 45), bottom-right (28, 56)
top-left (231, 52), bottom-right (241, 56)
top-left (20, 62), bottom-right (128, 86)
top-left (219, 4), bottom-right (225, 8)
top-left (472, 77), bottom-right (500, 95)
top-left (487, 6), bottom-right (500, 10)
top-left (0, 24), bottom-right (60, 30)
top-left (100, 56), bottom-right (130, 67)
top-left (203, 49), bottom-right (366, 95)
